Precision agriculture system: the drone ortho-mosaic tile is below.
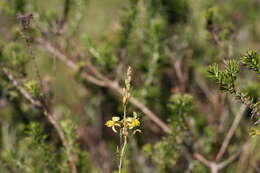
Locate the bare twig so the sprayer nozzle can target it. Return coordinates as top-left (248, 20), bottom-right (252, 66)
top-left (215, 105), bottom-right (247, 161)
top-left (193, 153), bottom-right (219, 173)
top-left (0, 64), bottom-right (78, 173)
top-left (0, 64), bottom-right (42, 108)
top-left (218, 149), bottom-right (242, 169)
top-left (193, 153), bottom-right (212, 168)
top-left (193, 148), bottom-right (242, 173)
top-left (37, 38), bottom-right (107, 87)
top-left (37, 37), bottom-right (172, 134)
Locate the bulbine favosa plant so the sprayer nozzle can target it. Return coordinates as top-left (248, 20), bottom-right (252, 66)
top-left (105, 67), bottom-right (141, 173)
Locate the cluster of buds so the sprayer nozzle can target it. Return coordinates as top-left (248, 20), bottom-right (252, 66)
top-left (105, 112), bottom-right (141, 134)
top-left (122, 67), bottom-right (132, 105)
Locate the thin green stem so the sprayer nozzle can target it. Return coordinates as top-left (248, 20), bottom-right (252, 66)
top-left (118, 103), bottom-right (128, 173)
top-left (118, 135), bottom-right (127, 173)
top-left (123, 104), bottom-right (127, 121)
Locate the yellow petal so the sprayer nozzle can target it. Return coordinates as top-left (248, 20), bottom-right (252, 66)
top-left (105, 120), bottom-right (114, 127)
top-left (126, 117), bottom-right (132, 122)
top-left (112, 116), bottom-right (120, 121)
top-left (114, 123), bottom-right (121, 127)
top-left (112, 126), bottom-right (118, 133)
top-left (133, 129), bottom-right (141, 135)
top-left (133, 112), bottom-right (138, 118)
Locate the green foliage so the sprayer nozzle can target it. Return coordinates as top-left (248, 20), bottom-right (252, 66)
top-left (142, 94), bottom-right (194, 172)
top-left (168, 94), bottom-right (193, 116)
top-left (161, 0), bottom-right (189, 24)
top-left (82, 34), bottom-right (118, 72)
top-left (241, 50), bottom-right (260, 74)
top-left (208, 52), bottom-right (260, 118)
top-left (0, 0), bottom-right (19, 15)
top-left (25, 122), bottom-right (47, 146)
top-left (208, 59), bottom-right (239, 93)
top-left (1, 122), bottom-right (58, 173)
top-left (0, 0), bottom-right (260, 172)
top-left (0, 42), bottom-right (28, 74)
top-left (24, 80), bottom-right (41, 98)
top-left (168, 94), bottom-right (193, 129)
top-left (143, 135), bottom-right (179, 172)
top-left (119, 0), bottom-right (139, 48)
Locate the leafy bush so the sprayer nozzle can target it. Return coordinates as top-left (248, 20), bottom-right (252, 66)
top-left (0, 0), bottom-right (259, 172)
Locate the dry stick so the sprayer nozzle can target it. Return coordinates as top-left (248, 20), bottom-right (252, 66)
top-left (218, 149), bottom-right (242, 170)
top-left (215, 105), bottom-right (247, 161)
top-left (194, 149), bottom-right (242, 173)
top-left (38, 38), bottom-right (107, 87)
top-left (0, 64), bottom-right (77, 173)
top-left (193, 153), bottom-right (218, 173)
top-left (37, 38), bottom-right (172, 134)
top-left (193, 153), bottom-right (212, 168)
top-left (0, 64), bottom-right (42, 108)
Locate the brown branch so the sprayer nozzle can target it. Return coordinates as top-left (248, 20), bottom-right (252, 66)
top-left (38, 38), bottom-right (107, 87)
top-left (193, 153), bottom-right (212, 168)
top-left (0, 64), bottom-right (77, 173)
top-left (0, 64), bottom-right (42, 107)
top-left (215, 105), bottom-right (246, 161)
top-left (193, 147), bottom-right (242, 173)
top-left (37, 37), bottom-right (172, 134)
top-left (218, 149), bottom-right (242, 170)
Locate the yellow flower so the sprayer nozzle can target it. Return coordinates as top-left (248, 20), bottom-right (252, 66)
top-left (249, 128), bottom-right (260, 137)
top-left (126, 113), bottom-right (140, 129)
top-left (105, 116), bottom-right (121, 133)
top-left (105, 120), bottom-right (115, 127)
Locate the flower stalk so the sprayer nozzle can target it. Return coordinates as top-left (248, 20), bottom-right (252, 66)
top-left (105, 66), bottom-right (141, 173)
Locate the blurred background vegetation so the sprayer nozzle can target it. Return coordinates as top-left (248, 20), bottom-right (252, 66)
top-left (0, 0), bottom-right (259, 172)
